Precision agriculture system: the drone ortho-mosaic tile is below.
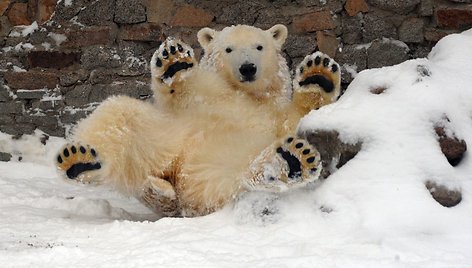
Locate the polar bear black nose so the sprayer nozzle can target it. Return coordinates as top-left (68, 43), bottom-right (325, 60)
top-left (239, 63), bottom-right (257, 79)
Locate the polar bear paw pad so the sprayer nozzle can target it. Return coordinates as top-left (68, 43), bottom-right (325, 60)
top-left (295, 51), bottom-right (340, 93)
top-left (56, 144), bottom-right (101, 180)
top-left (276, 136), bottom-right (321, 181)
top-left (151, 37), bottom-right (196, 85)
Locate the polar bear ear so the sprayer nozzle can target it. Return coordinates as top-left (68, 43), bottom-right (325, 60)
top-left (267, 24), bottom-right (288, 48)
top-left (198, 28), bottom-right (217, 49)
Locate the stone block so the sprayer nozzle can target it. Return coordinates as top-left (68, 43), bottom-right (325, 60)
top-left (0, 101), bottom-right (23, 114)
top-left (0, 115), bottom-right (14, 124)
top-left (170, 5), bottom-right (213, 27)
top-left (15, 89), bottom-right (47, 99)
top-left (59, 70), bottom-right (89, 87)
top-left (27, 51), bottom-right (81, 69)
top-left (218, 1), bottom-right (263, 25)
top-left (60, 109), bottom-right (90, 124)
top-left (76, 0), bottom-right (115, 26)
top-left (147, 0), bottom-right (175, 24)
top-left (292, 11), bottom-right (336, 33)
top-left (345, 0), bottom-right (369, 16)
top-left (335, 44), bottom-right (367, 83)
top-left (399, 18), bottom-right (424, 43)
top-left (64, 84), bottom-right (92, 107)
top-left (16, 115), bottom-right (58, 127)
top-left (362, 13), bottom-right (398, 42)
top-left (4, 71), bottom-right (58, 90)
top-left (38, 0), bottom-right (56, 23)
top-left (367, 38), bottom-right (409, 68)
top-left (367, 0), bottom-right (421, 14)
top-left (0, 152), bottom-right (12, 162)
top-left (32, 99), bottom-right (64, 111)
top-left (419, 0), bottom-right (433, 16)
top-left (424, 28), bottom-right (456, 42)
top-left (62, 26), bottom-right (115, 48)
top-left (284, 34), bottom-right (317, 60)
top-left (7, 3), bottom-right (31, 26)
top-left (81, 46), bottom-right (122, 70)
top-left (316, 31), bottom-right (339, 58)
top-left (119, 23), bottom-right (163, 42)
top-left (0, 0), bottom-right (9, 16)
top-left (341, 14), bottom-right (362, 44)
top-left (436, 5), bottom-right (472, 29)
top-left (0, 123), bottom-right (36, 135)
top-left (0, 16), bottom-right (12, 37)
top-left (115, 0), bottom-right (146, 24)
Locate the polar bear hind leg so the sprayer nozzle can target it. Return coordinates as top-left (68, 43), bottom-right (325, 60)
top-left (292, 51), bottom-right (341, 114)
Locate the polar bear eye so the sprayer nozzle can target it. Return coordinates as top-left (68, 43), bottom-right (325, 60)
top-left (225, 47), bottom-right (232, 53)
top-left (257, 45), bottom-right (263, 51)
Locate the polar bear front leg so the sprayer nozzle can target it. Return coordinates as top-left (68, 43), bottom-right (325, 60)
top-left (56, 143), bottom-right (102, 184)
top-left (292, 51), bottom-right (341, 115)
top-left (151, 38), bottom-right (197, 109)
top-left (244, 136), bottom-right (322, 192)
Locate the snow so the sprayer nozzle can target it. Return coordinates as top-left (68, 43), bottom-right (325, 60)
top-left (48, 32), bottom-right (67, 47)
top-left (1, 29), bottom-right (472, 267)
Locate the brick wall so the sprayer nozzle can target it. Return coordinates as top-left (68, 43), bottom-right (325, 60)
top-left (0, 0), bottom-right (471, 138)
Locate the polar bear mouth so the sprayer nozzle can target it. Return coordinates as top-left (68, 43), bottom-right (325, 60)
top-left (299, 75), bottom-right (334, 93)
top-left (161, 61), bottom-right (194, 80)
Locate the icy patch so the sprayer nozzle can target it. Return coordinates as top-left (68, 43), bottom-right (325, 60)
top-left (9, 21), bottom-right (39, 37)
top-left (343, 63), bottom-right (358, 78)
top-left (13, 66), bottom-right (26, 72)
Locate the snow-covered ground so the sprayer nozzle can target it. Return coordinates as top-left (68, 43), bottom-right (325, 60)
top-left (1, 29), bottom-right (472, 267)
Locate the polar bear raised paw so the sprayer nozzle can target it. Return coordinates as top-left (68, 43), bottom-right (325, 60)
top-left (151, 37), bottom-right (196, 87)
top-left (293, 51), bottom-right (341, 113)
top-left (246, 136), bottom-right (322, 192)
top-left (56, 144), bottom-right (101, 183)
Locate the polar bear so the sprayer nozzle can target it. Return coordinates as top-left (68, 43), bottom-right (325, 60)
top-left (55, 24), bottom-right (341, 217)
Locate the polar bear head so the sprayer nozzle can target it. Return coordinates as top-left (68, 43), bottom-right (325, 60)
top-left (198, 24), bottom-right (291, 102)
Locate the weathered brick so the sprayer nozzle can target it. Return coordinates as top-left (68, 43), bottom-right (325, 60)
top-left (27, 51), bottom-right (81, 69)
top-left (345, 0), bottom-right (369, 16)
top-left (292, 11), bottom-right (336, 33)
top-left (38, 0), bottom-right (57, 24)
top-left (15, 89), bottom-right (47, 99)
top-left (170, 5), bottom-right (214, 27)
top-left (62, 26), bottom-right (115, 48)
top-left (0, 0), bottom-right (10, 16)
top-left (7, 3), bottom-right (31, 26)
top-left (436, 5), bottom-right (472, 29)
top-left (316, 31), bottom-right (339, 58)
top-left (0, 101), bottom-right (24, 114)
top-left (4, 71), bottom-right (59, 90)
top-left (119, 23), bottom-right (163, 42)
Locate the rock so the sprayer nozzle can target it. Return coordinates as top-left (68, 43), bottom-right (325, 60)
top-left (0, 152), bottom-right (12, 162)
top-left (32, 99), bottom-right (64, 111)
top-left (147, 0), bottom-right (175, 24)
top-left (316, 31), bottom-right (339, 58)
top-left (218, 1), bottom-right (263, 25)
top-left (418, 0), bottom-right (433, 16)
top-left (0, 0), bottom-right (9, 16)
top-left (362, 14), bottom-right (398, 42)
top-left (292, 11), bottom-right (336, 33)
top-left (15, 89), bottom-right (47, 99)
top-left (0, 115), bottom-right (14, 124)
top-left (119, 23), bottom-right (163, 42)
top-left (0, 102), bottom-right (24, 114)
top-left (435, 126), bottom-right (467, 166)
top-left (284, 34), bottom-right (317, 60)
top-left (60, 109), bottom-right (90, 124)
top-left (114, 0), bottom-right (146, 24)
top-left (299, 129), bottom-right (362, 179)
top-left (64, 84), bottom-right (92, 107)
top-left (341, 14), bottom-right (362, 44)
top-left (254, 7), bottom-right (292, 29)
top-left (0, 80), bottom-right (12, 102)
top-left (424, 28), bottom-right (457, 42)
top-left (0, 16), bottom-right (12, 37)
top-left (367, 38), bottom-right (409, 68)
top-left (77, 0), bottom-right (115, 26)
top-left (81, 46), bottom-right (122, 70)
top-left (16, 115), bottom-right (58, 127)
top-left (335, 44), bottom-right (367, 83)
top-left (398, 18), bottom-right (424, 43)
top-left (436, 5), bottom-right (472, 29)
top-left (27, 51), bottom-right (81, 69)
top-left (425, 181), bottom-right (462, 208)
top-left (367, 0), bottom-right (421, 14)
top-left (7, 3), bottom-right (31, 26)
top-left (4, 71), bottom-right (59, 90)
top-left (62, 26), bottom-right (116, 48)
top-left (345, 0), bottom-right (369, 16)
top-left (170, 5), bottom-right (214, 27)
top-left (88, 80), bottom-right (152, 103)
top-left (59, 70), bottom-right (89, 87)
top-left (38, 0), bottom-right (57, 23)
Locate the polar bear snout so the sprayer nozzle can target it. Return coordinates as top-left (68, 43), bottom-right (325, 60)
top-left (239, 63), bottom-right (257, 82)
